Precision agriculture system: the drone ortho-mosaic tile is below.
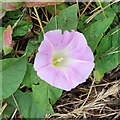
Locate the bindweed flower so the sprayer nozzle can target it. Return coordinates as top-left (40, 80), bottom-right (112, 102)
top-left (34, 29), bottom-right (95, 91)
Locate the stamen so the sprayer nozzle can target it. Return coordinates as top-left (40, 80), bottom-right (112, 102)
top-left (55, 57), bottom-right (63, 63)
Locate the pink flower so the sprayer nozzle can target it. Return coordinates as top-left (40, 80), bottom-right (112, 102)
top-left (34, 30), bottom-right (95, 91)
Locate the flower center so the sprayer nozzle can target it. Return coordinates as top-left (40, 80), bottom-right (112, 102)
top-left (52, 57), bottom-right (64, 67)
top-left (52, 49), bottom-right (67, 67)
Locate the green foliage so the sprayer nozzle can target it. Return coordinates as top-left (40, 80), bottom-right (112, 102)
top-left (0, 27), bottom-right (5, 52)
top-left (32, 80), bottom-right (63, 114)
top-left (7, 90), bottom-right (46, 118)
top-left (77, 20), bottom-right (86, 32)
top-left (22, 63), bottom-right (39, 88)
top-left (111, 2), bottom-right (120, 13)
top-left (94, 2), bottom-right (115, 21)
top-left (5, 18), bottom-right (33, 37)
top-left (1, 2), bottom-right (119, 119)
top-left (5, 9), bottom-right (22, 19)
top-left (2, 103), bottom-right (15, 119)
top-left (95, 24), bottom-right (120, 81)
top-left (26, 36), bottom-right (39, 58)
top-left (24, 4), bottom-right (78, 115)
top-left (3, 9), bottom-right (33, 37)
top-left (23, 63), bottom-right (63, 114)
top-left (84, 17), bottom-right (114, 52)
top-left (0, 56), bottom-right (27, 100)
top-left (12, 19), bottom-right (33, 37)
top-left (39, 4), bottom-right (78, 42)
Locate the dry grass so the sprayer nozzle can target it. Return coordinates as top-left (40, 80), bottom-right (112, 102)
top-left (47, 70), bottom-right (120, 119)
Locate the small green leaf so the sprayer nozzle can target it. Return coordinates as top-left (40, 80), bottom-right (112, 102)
top-left (95, 25), bottom-right (120, 81)
top-left (0, 27), bottom-right (4, 52)
top-left (84, 17), bottom-right (114, 52)
top-left (12, 19), bottom-right (33, 37)
top-left (0, 56), bottom-right (27, 100)
top-left (94, 71), bottom-right (104, 83)
top-left (5, 9), bottom-right (22, 19)
top-left (22, 63), bottom-right (39, 88)
top-left (5, 17), bottom-right (33, 37)
top-left (32, 80), bottom-right (62, 114)
top-left (7, 90), bottom-right (46, 118)
top-left (26, 37), bottom-right (39, 58)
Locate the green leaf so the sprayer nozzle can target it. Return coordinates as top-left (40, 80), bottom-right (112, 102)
top-left (12, 19), bottom-right (33, 37)
top-left (39, 4), bottom-right (78, 42)
top-left (95, 33), bottom-right (112, 58)
top-left (7, 90), bottom-right (46, 118)
top-left (94, 71), bottom-right (104, 83)
top-left (95, 53), bottom-right (118, 75)
top-left (0, 56), bottom-right (27, 100)
top-left (77, 20), bottom-right (86, 32)
top-left (0, 28), bottom-right (3, 52)
top-left (94, 2), bottom-right (115, 21)
top-left (111, 2), bottom-right (120, 13)
top-left (84, 17), bottom-right (114, 52)
top-left (32, 80), bottom-right (62, 114)
top-left (5, 9), bottom-right (22, 19)
top-left (5, 17), bottom-right (33, 37)
top-left (0, 27), bottom-right (6, 53)
top-left (57, 4), bottom-right (78, 31)
top-left (95, 25), bottom-right (120, 81)
top-left (26, 37), bottom-right (39, 58)
top-left (22, 63), bottom-right (39, 88)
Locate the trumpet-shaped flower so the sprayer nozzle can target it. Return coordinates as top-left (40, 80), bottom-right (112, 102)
top-left (34, 29), bottom-right (95, 91)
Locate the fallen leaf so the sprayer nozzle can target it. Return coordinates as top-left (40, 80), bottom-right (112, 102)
top-left (3, 25), bottom-right (13, 55)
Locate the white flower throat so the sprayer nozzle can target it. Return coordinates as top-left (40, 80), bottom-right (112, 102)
top-left (52, 50), bottom-right (66, 67)
top-left (54, 57), bottom-right (64, 63)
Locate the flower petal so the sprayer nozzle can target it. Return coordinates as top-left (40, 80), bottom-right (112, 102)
top-left (65, 31), bottom-right (94, 62)
top-left (37, 65), bottom-right (72, 91)
top-left (34, 38), bottom-right (53, 71)
top-left (61, 30), bottom-right (75, 48)
top-left (44, 29), bottom-right (62, 50)
top-left (38, 36), bottom-right (52, 54)
top-left (34, 52), bottom-right (52, 71)
top-left (44, 29), bottom-right (75, 50)
top-left (68, 45), bottom-right (94, 62)
top-left (66, 31), bottom-right (87, 51)
top-left (66, 61), bottom-right (95, 88)
top-left (34, 30), bottom-right (95, 91)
